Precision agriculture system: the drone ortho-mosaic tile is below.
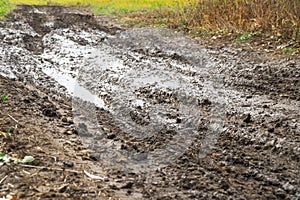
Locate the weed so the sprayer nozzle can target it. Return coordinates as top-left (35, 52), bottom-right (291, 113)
top-left (0, 154), bottom-right (34, 165)
top-left (283, 47), bottom-right (298, 54)
top-left (236, 32), bottom-right (260, 42)
top-left (6, 128), bottom-right (11, 135)
top-left (0, 0), bottom-right (9, 18)
top-left (215, 29), bottom-right (228, 34)
top-left (0, 94), bottom-right (8, 103)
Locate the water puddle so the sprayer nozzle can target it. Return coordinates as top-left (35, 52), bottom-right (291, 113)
top-left (42, 67), bottom-right (106, 109)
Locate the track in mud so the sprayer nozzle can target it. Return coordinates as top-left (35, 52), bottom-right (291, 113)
top-left (0, 5), bottom-right (299, 199)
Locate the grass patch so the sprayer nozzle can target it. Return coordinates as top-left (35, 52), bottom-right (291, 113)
top-left (236, 32), bottom-right (261, 42)
top-left (10, 0), bottom-right (96, 6)
top-left (0, 0), bottom-right (11, 18)
top-left (282, 47), bottom-right (299, 55)
top-left (91, 0), bottom-right (183, 15)
top-left (9, 0), bottom-right (188, 14)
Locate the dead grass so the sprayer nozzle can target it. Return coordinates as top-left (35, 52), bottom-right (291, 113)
top-left (177, 0), bottom-right (300, 41)
top-left (122, 0), bottom-right (299, 53)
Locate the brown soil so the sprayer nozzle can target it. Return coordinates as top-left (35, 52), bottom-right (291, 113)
top-left (0, 76), bottom-right (119, 199)
top-left (0, 5), bottom-right (299, 200)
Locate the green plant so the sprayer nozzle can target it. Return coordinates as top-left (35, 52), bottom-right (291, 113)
top-left (0, 0), bottom-right (9, 18)
top-left (0, 154), bottom-right (34, 165)
top-left (6, 128), bottom-right (11, 136)
top-left (0, 93), bottom-right (8, 103)
top-left (283, 47), bottom-right (298, 54)
top-left (215, 29), bottom-right (228, 34)
top-left (236, 32), bottom-right (260, 42)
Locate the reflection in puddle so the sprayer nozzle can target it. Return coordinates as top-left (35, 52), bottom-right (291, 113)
top-left (42, 67), bottom-right (106, 108)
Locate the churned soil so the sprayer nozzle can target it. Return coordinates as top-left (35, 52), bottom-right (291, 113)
top-left (0, 5), bottom-right (299, 200)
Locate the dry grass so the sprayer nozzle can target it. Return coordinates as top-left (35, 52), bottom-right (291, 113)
top-left (120, 0), bottom-right (299, 53)
top-left (177, 0), bottom-right (300, 41)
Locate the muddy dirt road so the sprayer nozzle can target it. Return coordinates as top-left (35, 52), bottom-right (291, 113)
top-left (0, 5), bottom-right (299, 199)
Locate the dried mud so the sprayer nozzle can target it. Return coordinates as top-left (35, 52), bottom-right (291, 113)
top-left (0, 5), bottom-right (299, 200)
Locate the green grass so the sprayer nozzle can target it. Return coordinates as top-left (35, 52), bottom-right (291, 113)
top-left (0, 0), bottom-right (10, 18)
top-left (0, 94), bottom-right (8, 103)
top-left (9, 0), bottom-right (189, 14)
top-left (283, 47), bottom-right (299, 55)
top-left (236, 32), bottom-right (261, 42)
top-left (91, 0), bottom-right (179, 15)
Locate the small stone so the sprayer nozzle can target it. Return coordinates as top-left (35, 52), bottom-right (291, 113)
top-left (64, 130), bottom-right (73, 135)
top-left (63, 161), bottom-right (74, 168)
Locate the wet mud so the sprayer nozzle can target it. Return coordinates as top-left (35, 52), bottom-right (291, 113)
top-left (0, 5), bottom-right (299, 199)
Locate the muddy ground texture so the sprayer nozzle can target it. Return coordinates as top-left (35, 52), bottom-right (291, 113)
top-left (0, 5), bottom-right (299, 199)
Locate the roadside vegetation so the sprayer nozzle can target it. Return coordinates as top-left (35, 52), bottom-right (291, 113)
top-left (122, 0), bottom-right (300, 54)
top-left (8, 0), bottom-right (186, 13)
top-left (181, 0), bottom-right (300, 53)
top-left (1, 0), bottom-right (299, 53)
top-left (0, 0), bottom-right (11, 18)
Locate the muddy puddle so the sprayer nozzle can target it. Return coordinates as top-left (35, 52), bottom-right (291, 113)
top-left (0, 5), bottom-right (299, 199)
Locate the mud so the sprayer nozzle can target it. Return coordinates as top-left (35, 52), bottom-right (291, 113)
top-left (0, 5), bottom-right (299, 199)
